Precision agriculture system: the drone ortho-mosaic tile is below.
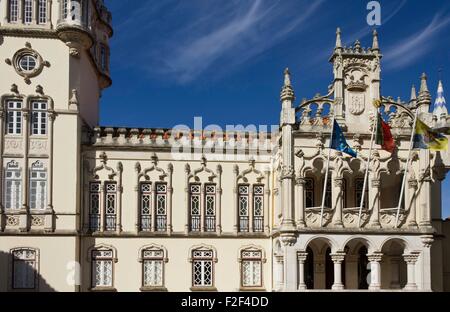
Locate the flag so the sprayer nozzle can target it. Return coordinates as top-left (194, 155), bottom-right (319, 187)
top-left (376, 113), bottom-right (395, 153)
top-left (330, 120), bottom-right (357, 157)
top-left (413, 119), bottom-right (448, 151)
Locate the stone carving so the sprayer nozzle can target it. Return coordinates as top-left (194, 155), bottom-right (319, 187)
top-left (380, 210), bottom-right (406, 227)
top-left (350, 93), bottom-right (365, 115)
top-left (305, 209), bottom-right (332, 227)
top-left (31, 216), bottom-right (45, 227)
top-left (6, 216), bottom-right (19, 227)
top-left (343, 210), bottom-right (370, 228)
top-left (30, 139), bottom-right (48, 155)
top-left (4, 138), bottom-right (23, 154)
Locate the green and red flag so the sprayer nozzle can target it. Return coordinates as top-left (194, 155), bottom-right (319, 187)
top-left (376, 113), bottom-right (395, 153)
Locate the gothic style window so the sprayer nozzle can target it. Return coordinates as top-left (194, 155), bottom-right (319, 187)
top-left (91, 249), bottom-right (114, 288)
top-left (6, 101), bottom-right (22, 135)
top-left (139, 182), bottom-right (151, 231)
top-left (238, 185), bottom-right (249, 232)
top-left (4, 161), bottom-right (22, 210)
top-left (11, 248), bottom-right (37, 290)
top-left (31, 101), bottom-right (47, 135)
top-left (142, 248), bottom-right (165, 288)
top-left (24, 0), bottom-right (33, 24)
top-left (355, 178), bottom-right (368, 209)
top-left (204, 184), bottom-right (216, 232)
top-left (38, 0), bottom-right (47, 24)
top-left (189, 184), bottom-right (201, 232)
top-left (305, 178), bottom-right (314, 208)
top-left (155, 183), bottom-right (167, 232)
top-left (253, 185), bottom-right (264, 232)
top-left (241, 249), bottom-right (263, 288)
top-left (89, 182), bottom-right (101, 231)
top-left (192, 249), bottom-right (214, 288)
top-left (62, 0), bottom-right (68, 19)
top-left (104, 182), bottom-right (117, 231)
top-left (9, 0), bottom-right (19, 23)
top-left (29, 162), bottom-right (47, 210)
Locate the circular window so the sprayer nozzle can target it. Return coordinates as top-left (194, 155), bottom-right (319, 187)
top-left (18, 55), bottom-right (37, 72)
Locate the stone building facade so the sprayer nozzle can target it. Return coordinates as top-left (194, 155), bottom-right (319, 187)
top-left (0, 0), bottom-right (450, 292)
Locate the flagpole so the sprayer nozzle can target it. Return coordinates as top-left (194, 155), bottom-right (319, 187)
top-left (320, 111), bottom-right (336, 227)
top-left (395, 109), bottom-right (419, 228)
top-left (358, 108), bottom-right (379, 227)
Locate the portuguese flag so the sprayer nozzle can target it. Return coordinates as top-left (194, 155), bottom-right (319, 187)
top-left (376, 113), bottom-right (395, 153)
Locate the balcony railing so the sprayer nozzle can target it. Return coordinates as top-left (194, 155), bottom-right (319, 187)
top-left (190, 216), bottom-right (201, 232)
top-left (156, 215), bottom-right (167, 232)
top-left (205, 216), bottom-right (216, 232)
top-left (239, 217), bottom-right (249, 232)
top-left (89, 215), bottom-right (100, 232)
top-left (105, 215), bottom-right (116, 231)
top-left (140, 215), bottom-right (151, 232)
top-left (253, 216), bottom-right (264, 232)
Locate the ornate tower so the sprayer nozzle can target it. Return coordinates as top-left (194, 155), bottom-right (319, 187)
top-left (330, 29), bottom-right (381, 132)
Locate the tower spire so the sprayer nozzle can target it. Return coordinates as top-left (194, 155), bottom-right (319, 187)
top-left (280, 68), bottom-right (295, 102)
top-left (335, 27), bottom-right (342, 50)
top-left (418, 73), bottom-right (431, 112)
top-left (372, 29), bottom-right (380, 51)
top-left (433, 80), bottom-right (448, 117)
top-left (410, 85), bottom-right (417, 101)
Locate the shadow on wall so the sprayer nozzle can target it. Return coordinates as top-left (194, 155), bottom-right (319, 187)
top-left (0, 250), bottom-right (56, 292)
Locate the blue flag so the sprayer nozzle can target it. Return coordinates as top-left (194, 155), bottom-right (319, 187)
top-left (330, 120), bottom-right (357, 157)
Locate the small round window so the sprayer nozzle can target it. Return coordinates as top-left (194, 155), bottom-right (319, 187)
top-left (18, 55), bottom-right (37, 72)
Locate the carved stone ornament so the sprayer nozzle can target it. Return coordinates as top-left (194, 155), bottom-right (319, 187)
top-left (350, 93), bottom-right (365, 115)
top-left (7, 43), bottom-right (50, 84)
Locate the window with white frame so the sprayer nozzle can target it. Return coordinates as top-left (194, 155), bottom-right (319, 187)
top-left (91, 249), bottom-right (113, 288)
top-left (24, 0), bottom-right (33, 24)
top-left (142, 248), bottom-right (165, 288)
top-left (155, 183), bottom-right (167, 232)
top-left (253, 185), bottom-right (264, 232)
top-left (192, 249), bottom-right (214, 288)
top-left (31, 101), bottom-right (48, 135)
top-left (305, 178), bottom-right (314, 208)
top-left (6, 101), bottom-right (22, 135)
top-left (204, 184), bottom-right (216, 232)
top-left (238, 185), bottom-right (249, 232)
top-left (62, 0), bottom-right (68, 19)
top-left (189, 184), bottom-right (201, 232)
top-left (4, 161), bottom-right (22, 210)
top-left (29, 161), bottom-right (47, 210)
top-left (12, 248), bottom-right (37, 290)
top-left (38, 0), bottom-right (47, 24)
top-left (89, 182), bottom-right (100, 231)
top-left (139, 182), bottom-right (151, 231)
top-left (104, 182), bottom-right (117, 231)
top-left (9, 0), bottom-right (19, 23)
top-left (241, 249), bottom-right (263, 288)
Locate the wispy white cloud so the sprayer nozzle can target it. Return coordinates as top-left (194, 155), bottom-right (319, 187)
top-left (383, 13), bottom-right (450, 70)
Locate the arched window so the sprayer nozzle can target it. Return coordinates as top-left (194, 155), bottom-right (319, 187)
top-left (11, 248), bottom-right (38, 290)
top-left (24, 0), bottom-right (33, 24)
top-left (190, 246), bottom-right (216, 288)
top-left (9, 0), bottom-right (19, 23)
top-left (139, 245), bottom-right (168, 290)
top-left (38, 0), bottom-right (47, 24)
top-left (6, 100), bottom-right (23, 135)
top-left (29, 161), bottom-right (47, 210)
top-left (240, 247), bottom-right (264, 288)
top-left (31, 101), bottom-right (48, 136)
top-left (4, 160), bottom-right (22, 210)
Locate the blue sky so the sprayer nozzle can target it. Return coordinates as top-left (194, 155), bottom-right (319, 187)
top-left (100, 0), bottom-right (450, 218)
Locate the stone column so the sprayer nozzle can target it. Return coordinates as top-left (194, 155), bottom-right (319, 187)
top-left (166, 164), bottom-right (173, 234)
top-left (216, 165), bottom-right (222, 234)
top-left (184, 165), bottom-right (190, 235)
top-left (407, 179), bottom-right (418, 228)
top-left (403, 253), bottom-right (419, 290)
top-left (331, 253), bottom-right (346, 290)
top-left (151, 184), bottom-right (156, 232)
top-left (421, 236), bottom-right (433, 291)
top-left (419, 150), bottom-right (432, 228)
top-left (116, 165), bottom-right (123, 233)
top-left (264, 170), bottom-right (270, 234)
top-left (389, 256), bottom-right (401, 289)
top-left (274, 255), bottom-right (284, 291)
top-left (368, 253), bottom-right (383, 290)
top-left (99, 183), bottom-right (105, 232)
top-left (297, 252), bottom-right (308, 290)
top-left (295, 177), bottom-right (306, 228)
top-left (233, 165), bottom-right (239, 234)
top-left (20, 111), bottom-right (30, 232)
top-left (2, 0), bottom-right (8, 24)
top-left (332, 178), bottom-right (344, 227)
top-left (32, 0), bottom-right (38, 24)
top-left (369, 179), bottom-right (381, 228)
top-left (283, 246), bottom-right (298, 291)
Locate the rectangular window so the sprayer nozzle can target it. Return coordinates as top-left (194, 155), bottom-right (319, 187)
top-left (89, 182), bottom-right (101, 231)
top-left (24, 0), bottom-right (33, 24)
top-left (204, 184), bottom-right (216, 232)
top-left (241, 250), bottom-right (262, 288)
top-left (238, 185), bottom-right (249, 232)
top-left (155, 183), bottom-right (167, 232)
top-left (7, 101), bottom-right (22, 135)
top-left (324, 177), bottom-right (332, 208)
top-left (305, 178), bottom-right (314, 208)
top-left (12, 249), bottom-right (37, 289)
top-left (142, 249), bottom-right (164, 287)
top-left (29, 169), bottom-right (47, 210)
top-left (38, 0), bottom-right (47, 24)
top-left (62, 0), bottom-right (68, 19)
top-left (92, 250), bottom-right (113, 288)
top-left (9, 0), bottom-right (19, 22)
top-left (140, 182), bottom-right (151, 231)
top-left (4, 169), bottom-right (22, 210)
top-left (253, 185), bottom-right (264, 232)
top-left (104, 182), bottom-right (117, 231)
top-left (190, 184), bottom-right (201, 232)
top-left (31, 101), bottom-right (48, 135)
top-left (192, 250), bottom-right (213, 287)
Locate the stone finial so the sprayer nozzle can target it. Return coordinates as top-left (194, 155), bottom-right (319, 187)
top-left (36, 85), bottom-right (44, 95)
top-left (335, 27), bottom-right (342, 50)
top-left (410, 85), bottom-right (417, 101)
top-left (10, 84), bottom-right (18, 94)
top-left (418, 73), bottom-right (431, 107)
top-left (150, 152), bottom-right (158, 165)
top-left (280, 68), bottom-right (295, 101)
top-left (372, 29), bottom-right (380, 51)
top-left (354, 40), bottom-right (362, 52)
top-left (69, 89), bottom-right (79, 111)
top-left (420, 73), bottom-right (429, 93)
top-left (99, 152), bottom-right (108, 164)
